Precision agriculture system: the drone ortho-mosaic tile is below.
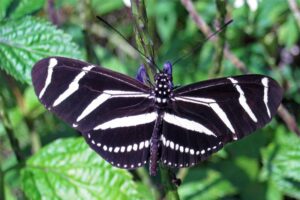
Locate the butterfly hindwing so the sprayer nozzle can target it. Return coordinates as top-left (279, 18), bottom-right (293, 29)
top-left (160, 74), bottom-right (283, 167)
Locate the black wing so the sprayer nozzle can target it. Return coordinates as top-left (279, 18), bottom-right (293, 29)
top-left (32, 57), bottom-right (155, 169)
top-left (160, 74), bottom-right (283, 168)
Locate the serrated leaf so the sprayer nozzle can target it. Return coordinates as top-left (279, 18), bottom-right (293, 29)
top-left (178, 168), bottom-right (236, 200)
top-left (10, 0), bottom-right (45, 19)
top-left (21, 138), bottom-right (141, 200)
top-left (261, 126), bottom-right (300, 199)
top-left (0, 0), bottom-right (12, 20)
top-left (0, 16), bottom-right (83, 83)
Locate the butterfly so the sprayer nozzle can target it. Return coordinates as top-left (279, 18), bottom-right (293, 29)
top-left (31, 56), bottom-right (283, 175)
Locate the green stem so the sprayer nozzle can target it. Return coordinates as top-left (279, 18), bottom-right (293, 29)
top-left (131, 0), bottom-right (156, 84)
top-left (210, 0), bottom-right (227, 77)
top-left (131, 1), bottom-right (180, 199)
top-left (25, 117), bottom-right (41, 153)
top-left (160, 165), bottom-right (180, 200)
top-left (177, 168), bottom-right (189, 181)
top-left (0, 95), bottom-right (24, 163)
top-left (136, 168), bottom-right (160, 199)
top-left (0, 95), bottom-right (27, 199)
top-left (79, 0), bottom-right (100, 64)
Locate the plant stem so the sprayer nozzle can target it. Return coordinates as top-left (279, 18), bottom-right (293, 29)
top-left (79, 0), bottom-right (100, 64)
top-left (211, 0), bottom-right (227, 76)
top-left (47, 0), bottom-right (59, 26)
top-left (0, 94), bottom-right (27, 199)
top-left (25, 117), bottom-right (41, 153)
top-left (130, 1), bottom-right (180, 199)
top-left (0, 95), bottom-right (24, 163)
top-left (5, 75), bottom-right (41, 154)
top-left (160, 165), bottom-right (180, 200)
top-left (131, 0), bottom-right (156, 84)
top-left (176, 168), bottom-right (189, 181)
top-left (136, 168), bottom-right (160, 199)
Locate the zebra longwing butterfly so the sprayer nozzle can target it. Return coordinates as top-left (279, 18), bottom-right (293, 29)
top-left (31, 57), bottom-right (283, 175)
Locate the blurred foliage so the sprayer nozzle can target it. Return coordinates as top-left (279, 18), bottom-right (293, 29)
top-left (0, 0), bottom-right (299, 200)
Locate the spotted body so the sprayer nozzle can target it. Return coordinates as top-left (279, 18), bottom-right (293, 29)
top-left (148, 66), bottom-right (175, 174)
top-left (154, 73), bottom-right (173, 106)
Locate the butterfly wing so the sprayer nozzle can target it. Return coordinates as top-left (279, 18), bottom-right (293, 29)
top-left (32, 57), bottom-right (155, 169)
top-left (160, 74), bottom-right (283, 167)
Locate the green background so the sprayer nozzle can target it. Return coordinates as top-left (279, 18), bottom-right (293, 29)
top-left (0, 0), bottom-right (300, 199)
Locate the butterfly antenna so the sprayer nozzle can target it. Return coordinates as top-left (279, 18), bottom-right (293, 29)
top-left (172, 19), bottom-right (233, 66)
top-left (96, 16), bottom-right (160, 71)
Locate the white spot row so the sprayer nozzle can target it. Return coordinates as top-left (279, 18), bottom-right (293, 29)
top-left (162, 160), bottom-right (196, 168)
top-left (89, 134), bottom-right (150, 154)
top-left (161, 135), bottom-right (222, 156)
top-left (114, 160), bottom-right (147, 169)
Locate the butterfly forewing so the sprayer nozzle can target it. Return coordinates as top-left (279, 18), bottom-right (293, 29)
top-left (32, 57), bottom-right (154, 168)
top-left (159, 74), bottom-right (283, 167)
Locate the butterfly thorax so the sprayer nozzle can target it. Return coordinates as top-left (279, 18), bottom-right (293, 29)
top-left (154, 72), bottom-right (173, 107)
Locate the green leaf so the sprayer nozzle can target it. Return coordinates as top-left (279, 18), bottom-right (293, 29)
top-left (0, 0), bottom-right (12, 20)
top-left (178, 168), bottom-right (236, 200)
top-left (210, 157), bottom-right (266, 200)
top-left (256, 0), bottom-right (288, 30)
top-left (135, 182), bottom-right (155, 200)
top-left (278, 15), bottom-right (299, 48)
top-left (0, 16), bottom-right (83, 83)
top-left (21, 138), bottom-right (141, 200)
top-left (5, 184), bottom-right (17, 200)
top-left (261, 126), bottom-right (300, 199)
top-left (266, 180), bottom-right (283, 200)
top-left (10, 0), bottom-right (45, 19)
